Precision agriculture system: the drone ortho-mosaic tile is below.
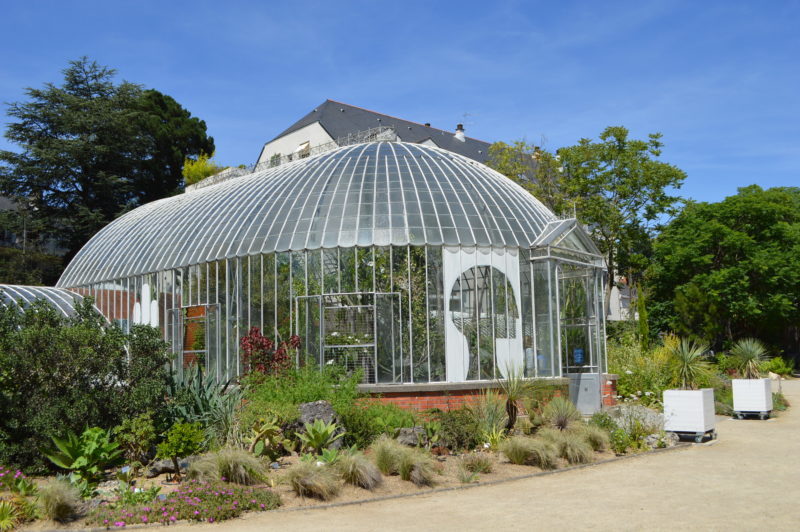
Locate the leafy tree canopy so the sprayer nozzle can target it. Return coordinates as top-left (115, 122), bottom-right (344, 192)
top-left (647, 185), bottom-right (800, 353)
top-left (182, 151), bottom-right (226, 186)
top-left (488, 127), bottom-right (687, 311)
top-left (0, 57), bottom-right (214, 261)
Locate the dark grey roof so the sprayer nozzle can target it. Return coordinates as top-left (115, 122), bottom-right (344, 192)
top-left (265, 100), bottom-right (492, 163)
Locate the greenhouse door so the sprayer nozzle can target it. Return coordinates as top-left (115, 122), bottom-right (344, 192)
top-left (295, 292), bottom-right (402, 384)
top-left (166, 304), bottom-right (220, 381)
top-left (557, 264), bottom-right (603, 414)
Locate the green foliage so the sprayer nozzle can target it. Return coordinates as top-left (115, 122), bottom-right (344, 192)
top-left (608, 342), bottom-right (671, 406)
top-left (460, 453), bottom-right (493, 474)
top-left (610, 428), bottom-right (633, 455)
top-left (246, 416), bottom-right (292, 461)
top-left (182, 151), bottom-right (226, 186)
top-left (156, 422), bottom-right (205, 481)
top-left (89, 480), bottom-right (280, 525)
top-left (729, 338), bottom-right (769, 379)
top-left (335, 452), bottom-right (382, 490)
top-left (0, 245), bottom-right (61, 286)
top-left (187, 449), bottom-right (264, 485)
top-left (636, 285), bottom-right (650, 351)
top-left (457, 465), bottom-right (480, 484)
top-left (541, 397), bottom-right (581, 431)
top-left (648, 185), bottom-right (800, 352)
top-left (0, 466), bottom-right (37, 497)
top-left (0, 500), bottom-right (19, 532)
top-left (764, 356), bottom-right (795, 377)
top-left (337, 402), bottom-right (416, 449)
top-left (500, 437), bottom-right (558, 469)
top-left (433, 408), bottom-right (480, 451)
top-left (110, 482), bottom-right (161, 508)
top-left (0, 57), bottom-right (214, 258)
top-left (44, 427), bottom-right (123, 495)
top-left (297, 419), bottom-right (344, 455)
top-left (481, 426), bottom-right (506, 450)
top-left (0, 299), bottom-right (170, 472)
top-left (669, 338), bottom-right (713, 390)
top-left (285, 462), bottom-right (341, 500)
top-left (589, 411), bottom-right (618, 434)
top-left (549, 431), bottom-right (594, 464)
top-left (113, 412), bottom-right (157, 465)
top-left (38, 479), bottom-right (80, 522)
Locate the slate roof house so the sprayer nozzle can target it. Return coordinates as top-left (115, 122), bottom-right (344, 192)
top-left (255, 100), bottom-right (491, 168)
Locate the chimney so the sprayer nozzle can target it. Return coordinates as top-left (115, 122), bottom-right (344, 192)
top-left (454, 123), bottom-right (465, 142)
top-left (424, 122), bottom-right (431, 127)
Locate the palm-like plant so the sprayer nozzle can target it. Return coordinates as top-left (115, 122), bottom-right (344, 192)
top-left (729, 338), bottom-right (768, 379)
top-left (497, 363), bottom-right (531, 431)
top-left (670, 338), bottom-right (712, 390)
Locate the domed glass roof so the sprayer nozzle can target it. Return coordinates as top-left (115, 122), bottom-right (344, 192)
top-left (58, 142), bottom-right (557, 287)
top-left (0, 284), bottom-right (88, 317)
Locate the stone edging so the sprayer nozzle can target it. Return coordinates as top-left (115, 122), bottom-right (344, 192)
top-left (46, 442), bottom-right (691, 532)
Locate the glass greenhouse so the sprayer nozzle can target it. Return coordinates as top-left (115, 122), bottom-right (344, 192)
top-left (56, 141), bottom-right (607, 386)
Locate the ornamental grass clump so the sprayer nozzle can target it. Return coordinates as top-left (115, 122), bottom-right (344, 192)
top-left (577, 424), bottom-right (610, 452)
top-left (369, 435), bottom-right (406, 476)
top-left (500, 437), bottom-right (558, 470)
top-left (550, 431), bottom-right (594, 465)
top-left (285, 462), bottom-right (341, 500)
top-left (335, 452), bottom-right (382, 490)
top-left (541, 397), bottom-right (582, 431)
top-left (90, 480), bottom-right (281, 526)
top-left (460, 453), bottom-right (493, 474)
top-left (38, 479), bottom-right (80, 523)
top-left (187, 449), bottom-right (264, 486)
top-left (399, 451), bottom-right (436, 487)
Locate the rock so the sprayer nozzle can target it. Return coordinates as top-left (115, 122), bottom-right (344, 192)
top-left (289, 400), bottom-right (345, 449)
top-left (606, 404), bottom-right (664, 433)
top-left (396, 426), bottom-right (426, 447)
top-left (270, 462), bottom-right (281, 470)
top-left (644, 432), bottom-right (680, 449)
top-left (145, 455), bottom-right (199, 478)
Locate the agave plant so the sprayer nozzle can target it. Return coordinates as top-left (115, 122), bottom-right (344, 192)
top-left (297, 419), bottom-right (344, 455)
top-left (730, 338), bottom-right (768, 379)
top-left (669, 338), bottom-right (712, 390)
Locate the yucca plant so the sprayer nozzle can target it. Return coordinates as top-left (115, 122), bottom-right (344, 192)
top-left (730, 338), bottom-right (768, 379)
top-left (496, 364), bottom-right (531, 431)
top-left (670, 338), bottom-right (712, 390)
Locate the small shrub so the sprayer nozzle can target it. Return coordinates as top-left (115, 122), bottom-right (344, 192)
top-left (369, 435), bottom-right (407, 475)
top-left (467, 389), bottom-right (508, 436)
top-left (187, 449), bottom-right (264, 485)
top-left (113, 412), bottom-right (157, 465)
top-left (764, 356), bottom-right (795, 377)
top-left (541, 397), bottom-right (581, 431)
top-left (500, 437), bottom-right (558, 469)
top-left (578, 424), bottom-right (610, 452)
top-left (552, 431), bottom-right (594, 465)
top-left (610, 428), bottom-right (632, 454)
top-left (156, 422), bottom-right (205, 482)
top-left (0, 466), bottom-right (38, 496)
top-left (336, 452), bottom-right (382, 490)
top-left (460, 453), bottom-right (493, 474)
top-left (434, 408), bottom-right (479, 451)
top-left (588, 411), bottom-right (617, 433)
top-left (338, 402), bottom-right (416, 449)
top-left (90, 480), bottom-right (280, 525)
top-left (285, 462), bottom-right (341, 500)
top-left (38, 479), bottom-right (80, 522)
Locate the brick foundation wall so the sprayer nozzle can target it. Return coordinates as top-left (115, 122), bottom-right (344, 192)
top-left (602, 374), bottom-right (619, 407)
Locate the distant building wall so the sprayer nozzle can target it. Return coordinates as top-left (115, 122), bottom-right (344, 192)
top-left (257, 122), bottom-right (333, 166)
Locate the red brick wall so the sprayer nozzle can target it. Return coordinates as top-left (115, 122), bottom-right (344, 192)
top-left (602, 375), bottom-right (618, 407)
top-left (363, 387), bottom-right (566, 412)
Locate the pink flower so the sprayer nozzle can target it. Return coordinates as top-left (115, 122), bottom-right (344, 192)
top-left (208, 518), bottom-right (214, 523)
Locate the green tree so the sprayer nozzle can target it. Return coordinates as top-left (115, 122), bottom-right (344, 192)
top-left (0, 57), bottom-right (214, 262)
top-left (489, 127), bottom-right (686, 313)
top-left (182, 151), bottom-right (226, 186)
top-left (647, 185), bottom-right (800, 353)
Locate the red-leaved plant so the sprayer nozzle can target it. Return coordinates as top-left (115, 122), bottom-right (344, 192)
top-left (239, 327), bottom-right (300, 376)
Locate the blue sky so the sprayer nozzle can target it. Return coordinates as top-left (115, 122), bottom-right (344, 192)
top-left (1, 0), bottom-right (797, 203)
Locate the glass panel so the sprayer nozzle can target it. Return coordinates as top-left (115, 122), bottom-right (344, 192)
top-left (391, 246), bottom-right (410, 381)
top-left (375, 292), bottom-right (401, 383)
top-left (262, 254), bottom-right (275, 338)
top-left (426, 246), bottom-right (445, 382)
top-left (409, 246), bottom-right (429, 383)
top-left (533, 261), bottom-right (555, 377)
top-left (276, 252), bottom-right (291, 341)
top-left (339, 247), bottom-right (356, 293)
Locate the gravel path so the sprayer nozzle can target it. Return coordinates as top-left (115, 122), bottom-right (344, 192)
top-left (174, 380), bottom-right (800, 531)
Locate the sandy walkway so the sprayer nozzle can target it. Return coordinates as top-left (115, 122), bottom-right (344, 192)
top-left (173, 380), bottom-right (800, 531)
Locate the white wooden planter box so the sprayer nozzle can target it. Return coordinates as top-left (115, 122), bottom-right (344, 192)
top-left (732, 378), bottom-right (772, 413)
top-left (663, 388), bottom-right (716, 434)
